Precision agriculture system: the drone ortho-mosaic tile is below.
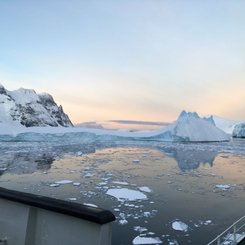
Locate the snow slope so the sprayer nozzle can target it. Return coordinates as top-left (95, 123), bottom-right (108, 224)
top-left (0, 84), bottom-right (73, 127)
top-left (0, 110), bottom-right (230, 142)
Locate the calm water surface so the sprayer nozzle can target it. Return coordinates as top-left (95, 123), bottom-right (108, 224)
top-left (0, 140), bottom-right (244, 245)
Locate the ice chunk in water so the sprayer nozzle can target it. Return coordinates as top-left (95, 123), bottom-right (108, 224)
top-left (55, 180), bottom-right (73, 184)
top-left (106, 188), bottom-right (147, 201)
top-left (215, 184), bottom-right (230, 190)
top-left (132, 236), bottom-right (163, 244)
top-left (172, 221), bottom-right (188, 232)
top-left (139, 186), bottom-right (152, 193)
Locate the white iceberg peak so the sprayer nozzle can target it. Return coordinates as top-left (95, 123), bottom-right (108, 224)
top-left (178, 110), bottom-right (199, 121)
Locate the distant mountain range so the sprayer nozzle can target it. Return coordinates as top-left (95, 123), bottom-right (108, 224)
top-left (0, 84), bottom-right (73, 127)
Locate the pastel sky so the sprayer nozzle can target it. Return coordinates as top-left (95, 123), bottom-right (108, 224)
top-left (1, 0), bottom-right (245, 123)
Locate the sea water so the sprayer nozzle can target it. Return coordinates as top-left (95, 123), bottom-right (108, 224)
top-left (0, 139), bottom-right (244, 244)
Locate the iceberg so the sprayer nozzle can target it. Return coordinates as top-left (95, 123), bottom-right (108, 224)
top-left (232, 122), bottom-right (245, 138)
top-left (148, 111), bottom-right (230, 142)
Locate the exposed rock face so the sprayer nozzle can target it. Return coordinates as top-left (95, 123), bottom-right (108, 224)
top-left (232, 123), bottom-right (245, 138)
top-left (0, 84), bottom-right (73, 127)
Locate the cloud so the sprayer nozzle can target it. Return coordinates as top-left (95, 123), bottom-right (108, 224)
top-left (109, 120), bottom-right (169, 126)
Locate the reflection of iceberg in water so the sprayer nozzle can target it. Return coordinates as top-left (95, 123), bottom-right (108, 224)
top-left (170, 149), bottom-right (217, 171)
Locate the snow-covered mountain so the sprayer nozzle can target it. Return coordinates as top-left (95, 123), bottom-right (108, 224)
top-left (0, 84), bottom-right (73, 127)
top-left (204, 115), bottom-right (243, 134)
top-left (232, 123), bottom-right (245, 138)
top-left (150, 111), bottom-right (230, 142)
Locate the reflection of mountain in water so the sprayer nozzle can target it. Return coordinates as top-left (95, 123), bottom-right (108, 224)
top-left (170, 149), bottom-right (217, 171)
top-left (0, 152), bottom-right (54, 175)
top-left (0, 143), bottom-right (97, 176)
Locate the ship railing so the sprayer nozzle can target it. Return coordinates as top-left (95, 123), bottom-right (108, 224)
top-left (0, 187), bottom-right (115, 245)
top-left (207, 215), bottom-right (245, 245)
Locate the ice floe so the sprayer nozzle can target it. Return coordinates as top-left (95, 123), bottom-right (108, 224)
top-left (132, 236), bottom-right (163, 244)
top-left (73, 182), bottom-right (81, 186)
top-left (49, 183), bottom-right (60, 187)
top-left (172, 221), bottom-right (188, 232)
top-left (112, 181), bottom-right (129, 185)
top-left (194, 219), bottom-right (213, 227)
top-left (67, 197), bottom-right (77, 201)
top-left (119, 219), bottom-right (128, 225)
top-left (139, 186), bottom-right (152, 193)
top-left (76, 151), bottom-right (83, 156)
top-left (106, 188), bottom-right (147, 201)
top-left (84, 172), bottom-right (95, 177)
top-left (168, 240), bottom-right (179, 245)
top-left (143, 212), bottom-right (151, 218)
top-left (118, 212), bottom-right (128, 225)
top-left (55, 180), bottom-right (73, 184)
top-left (204, 220), bottom-right (212, 225)
top-left (80, 190), bottom-right (96, 198)
top-left (97, 182), bottom-right (108, 186)
top-left (215, 184), bottom-right (231, 190)
top-left (134, 226), bottom-right (148, 233)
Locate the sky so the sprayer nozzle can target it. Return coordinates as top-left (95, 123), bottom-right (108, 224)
top-left (0, 0), bottom-right (245, 124)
